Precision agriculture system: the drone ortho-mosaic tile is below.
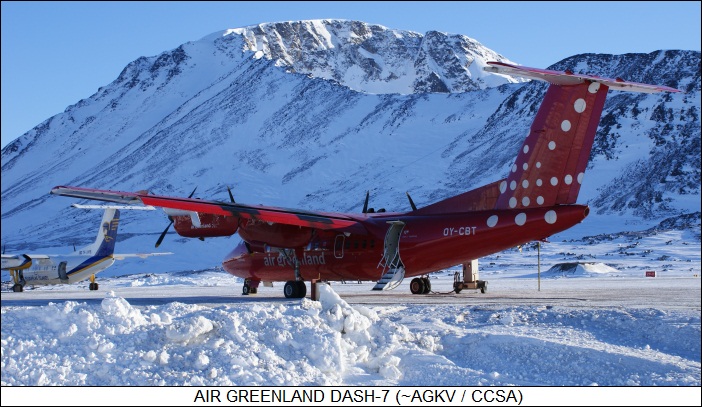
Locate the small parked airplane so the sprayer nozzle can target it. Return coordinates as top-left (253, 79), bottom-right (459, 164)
top-left (50, 62), bottom-right (680, 298)
top-left (2, 205), bottom-right (171, 292)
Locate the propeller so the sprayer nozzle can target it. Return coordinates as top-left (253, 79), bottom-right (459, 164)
top-left (155, 217), bottom-right (173, 248)
top-left (227, 185), bottom-right (235, 203)
top-left (406, 191), bottom-right (418, 211)
top-left (155, 187), bottom-right (197, 248)
top-left (362, 191), bottom-right (370, 213)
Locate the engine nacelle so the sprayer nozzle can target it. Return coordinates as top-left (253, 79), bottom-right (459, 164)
top-left (173, 213), bottom-right (239, 238)
top-left (238, 219), bottom-right (313, 248)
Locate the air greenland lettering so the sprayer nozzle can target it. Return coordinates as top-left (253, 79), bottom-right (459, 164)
top-left (263, 253), bottom-right (326, 267)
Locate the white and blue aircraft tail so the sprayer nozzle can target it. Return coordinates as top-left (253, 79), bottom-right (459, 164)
top-left (2, 205), bottom-right (171, 292)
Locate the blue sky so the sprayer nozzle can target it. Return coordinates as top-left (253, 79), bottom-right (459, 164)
top-left (1, 1), bottom-right (700, 148)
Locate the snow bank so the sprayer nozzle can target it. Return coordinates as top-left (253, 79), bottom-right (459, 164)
top-left (1, 281), bottom-right (699, 387)
top-left (1, 284), bottom-right (444, 385)
top-left (546, 262), bottom-right (621, 277)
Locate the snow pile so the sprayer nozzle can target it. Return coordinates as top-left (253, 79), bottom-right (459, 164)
top-left (309, 283), bottom-right (440, 382)
top-left (1, 274), bottom-right (700, 387)
top-left (545, 262), bottom-right (621, 277)
top-left (1, 284), bottom-right (443, 386)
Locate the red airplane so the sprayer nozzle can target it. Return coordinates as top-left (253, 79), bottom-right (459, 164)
top-left (50, 62), bottom-right (680, 298)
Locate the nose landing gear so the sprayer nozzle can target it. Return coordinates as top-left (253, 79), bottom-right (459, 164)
top-left (242, 279), bottom-right (259, 295)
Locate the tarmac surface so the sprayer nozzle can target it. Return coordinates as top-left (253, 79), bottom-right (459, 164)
top-left (2, 276), bottom-right (699, 310)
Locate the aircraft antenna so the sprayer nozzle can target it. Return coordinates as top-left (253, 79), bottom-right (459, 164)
top-left (362, 191), bottom-right (370, 213)
top-left (406, 191), bottom-right (418, 211)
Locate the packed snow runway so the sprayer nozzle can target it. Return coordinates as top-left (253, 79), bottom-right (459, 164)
top-left (1, 272), bottom-right (699, 309)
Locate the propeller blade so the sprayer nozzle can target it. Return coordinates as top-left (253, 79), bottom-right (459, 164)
top-left (151, 187), bottom-right (195, 248)
top-left (155, 219), bottom-right (173, 248)
top-left (362, 191), bottom-right (369, 213)
top-left (227, 186), bottom-right (235, 203)
top-left (406, 191), bottom-right (418, 211)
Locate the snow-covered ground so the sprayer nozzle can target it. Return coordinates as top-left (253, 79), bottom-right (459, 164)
top-left (1, 235), bottom-right (700, 405)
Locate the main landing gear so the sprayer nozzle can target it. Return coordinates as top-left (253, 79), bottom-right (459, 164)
top-left (10, 270), bottom-right (26, 292)
top-left (283, 281), bottom-right (307, 299)
top-left (409, 277), bottom-right (431, 294)
top-left (281, 248), bottom-right (307, 299)
top-left (241, 248), bottom-right (308, 299)
top-left (88, 274), bottom-right (99, 291)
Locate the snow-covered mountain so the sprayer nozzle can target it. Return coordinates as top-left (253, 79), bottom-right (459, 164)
top-left (231, 20), bottom-right (524, 93)
top-left (1, 19), bottom-right (700, 273)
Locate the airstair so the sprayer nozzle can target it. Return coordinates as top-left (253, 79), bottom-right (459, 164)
top-left (372, 221), bottom-right (405, 291)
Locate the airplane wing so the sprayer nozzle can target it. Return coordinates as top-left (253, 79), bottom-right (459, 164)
top-left (51, 186), bottom-right (368, 234)
top-left (113, 252), bottom-right (173, 260)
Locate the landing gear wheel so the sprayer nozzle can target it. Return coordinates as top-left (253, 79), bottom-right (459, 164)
top-left (284, 281), bottom-right (307, 298)
top-left (12, 284), bottom-right (23, 293)
top-left (89, 282), bottom-right (99, 291)
top-left (421, 277), bottom-right (431, 294)
top-left (295, 281), bottom-right (306, 298)
top-left (410, 278), bottom-right (425, 295)
top-left (284, 281), bottom-right (295, 298)
top-left (479, 281), bottom-right (487, 294)
top-left (242, 283), bottom-right (250, 295)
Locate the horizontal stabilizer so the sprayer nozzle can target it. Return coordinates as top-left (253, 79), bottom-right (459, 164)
top-left (484, 61), bottom-right (681, 93)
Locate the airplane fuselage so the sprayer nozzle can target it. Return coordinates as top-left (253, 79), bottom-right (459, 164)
top-left (5, 253), bottom-right (115, 286)
top-left (223, 204), bottom-right (589, 282)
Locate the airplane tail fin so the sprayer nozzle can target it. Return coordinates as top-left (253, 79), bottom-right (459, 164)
top-left (415, 63), bottom-right (679, 215)
top-left (488, 62), bottom-right (680, 210)
top-left (72, 209), bottom-right (120, 257)
top-left (494, 68), bottom-right (609, 209)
